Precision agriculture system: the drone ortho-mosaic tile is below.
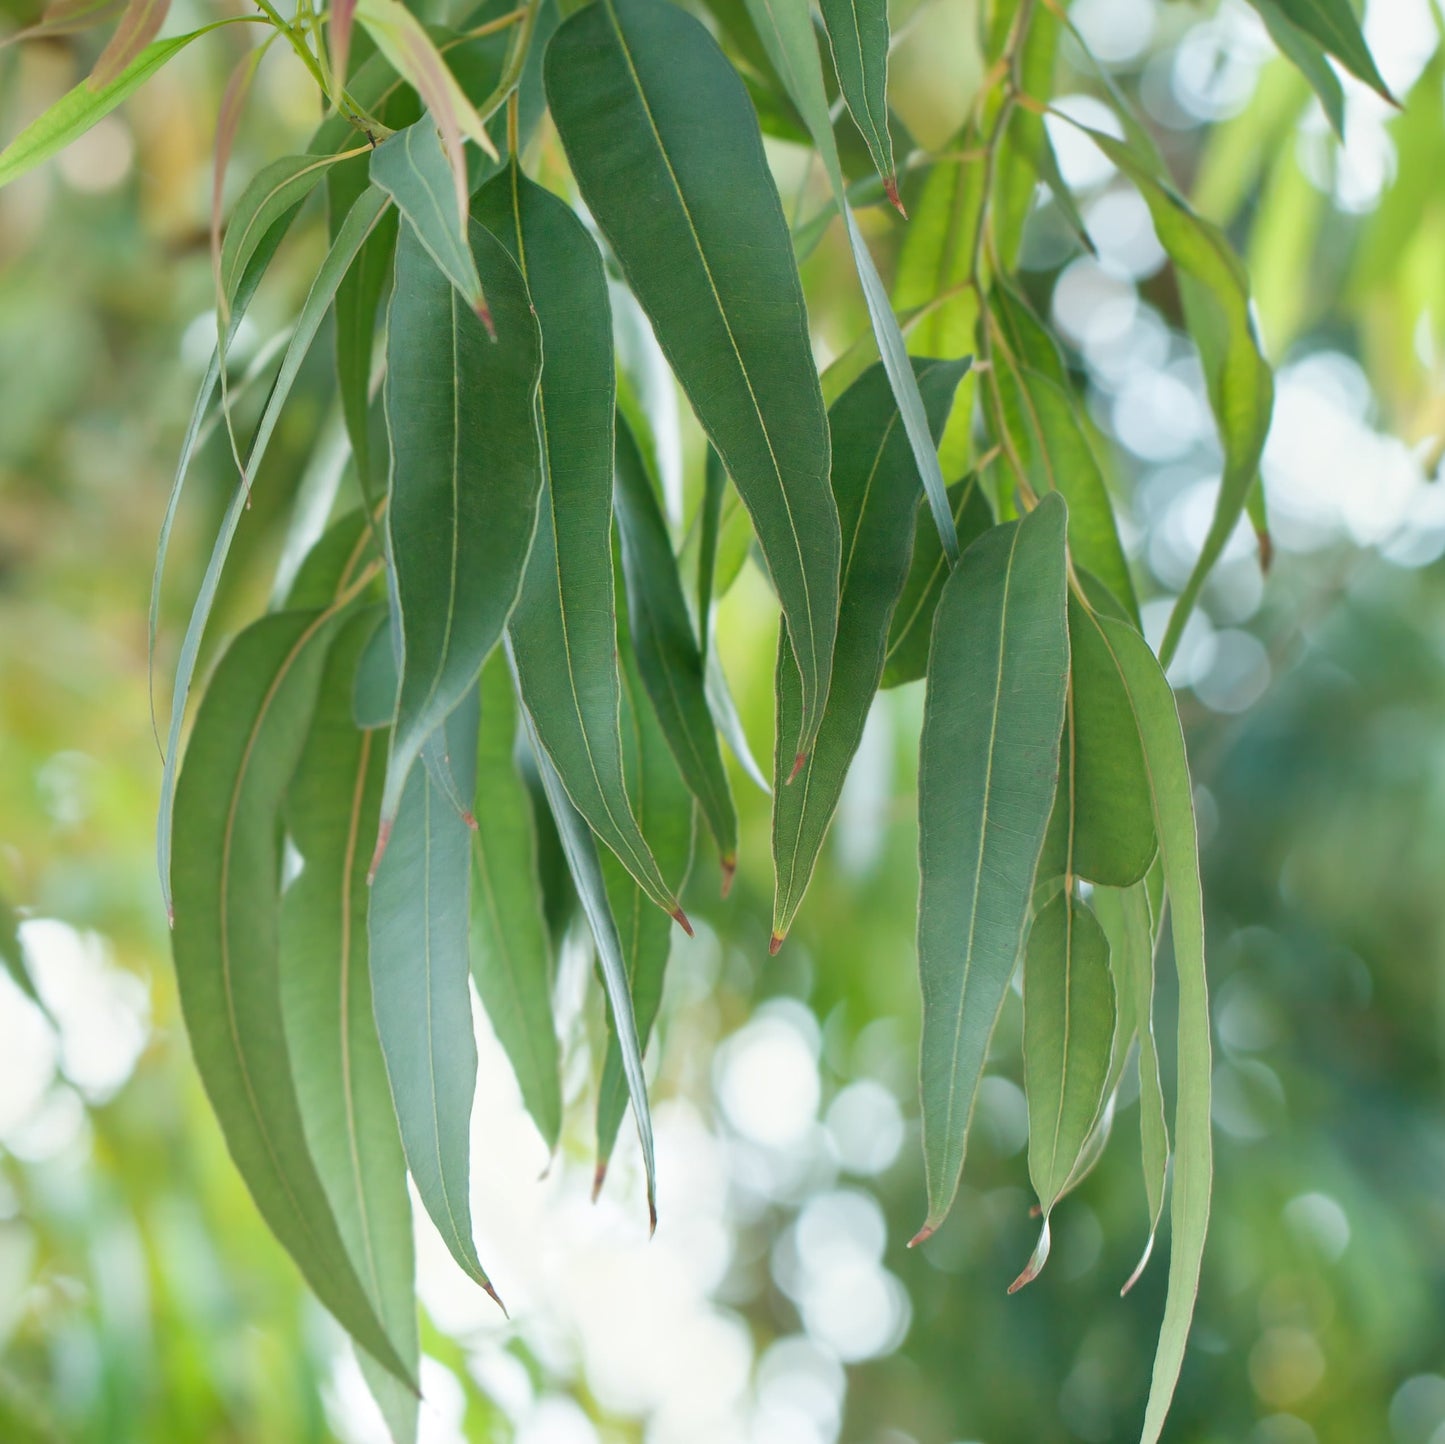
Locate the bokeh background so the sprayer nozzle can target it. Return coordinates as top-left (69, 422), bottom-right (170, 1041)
top-left (3, 0), bottom-right (1445, 1440)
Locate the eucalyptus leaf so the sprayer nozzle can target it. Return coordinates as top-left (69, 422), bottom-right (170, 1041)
top-left (380, 215), bottom-right (542, 832)
top-left (547, 0), bottom-right (840, 767)
top-left (280, 614), bottom-right (418, 1444)
top-left (472, 163), bottom-right (682, 922)
top-left (773, 356), bottom-right (968, 945)
top-left (170, 608), bottom-right (412, 1387)
top-left (614, 417), bottom-right (738, 883)
top-left (914, 495), bottom-right (1070, 1241)
top-left (1095, 617), bottom-right (1212, 1444)
top-left (469, 654), bottom-right (561, 1153)
top-left (1246, 0), bottom-right (1394, 103)
top-left (370, 686), bottom-right (501, 1301)
top-left (819, 0), bottom-right (897, 202)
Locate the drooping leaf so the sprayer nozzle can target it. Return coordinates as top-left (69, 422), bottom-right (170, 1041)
top-left (218, 152), bottom-right (356, 321)
top-left (1082, 128), bottom-right (1274, 667)
top-left (514, 654), bottom-right (658, 1226)
top-left (0, 19), bottom-right (245, 190)
top-left (1, 0), bottom-right (126, 48)
top-left (735, 0), bottom-right (961, 566)
top-left (914, 494), bottom-right (1070, 1241)
top-left (87, 0), bottom-right (171, 91)
top-left (157, 187), bottom-right (391, 920)
top-left (471, 164), bottom-right (681, 923)
top-left (370, 121), bottom-right (486, 319)
top-left (469, 653), bottom-right (561, 1153)
top-left (818, 0), bottom-right (896, 202)
top-left (370, 686), bottom-right (500, 1300)
top-left (354, 0), bottom-right (499, 230)
top-left (169, 608), bottom-right (412, 1387)
top-left (596, 602), bottom-right (695, 1181)
top-left (380, 216), bottom-right (543, 830)
top-left (773, 357), bottom-right (968, 945)
top-left (1095, 617), bottom-right (1212, 1444)
top-left (546, 0), bottom-right (840, 767)
top-left (1246, 0), bottom-right (1394, 103)
top-left (1038, 594), bottom-right (1157, 889)
top-left (1014, 893), bottom-right (1116, 1289)
top-left (881, 478), bottom-right (993, 689)
top-left (1252, 0), bottom-right (1346, 137)
top-left (1095, 873), bottom-right (1169, 1288)
top-left (280, 614), bottom-right (418, 1444)
top-left (613, 417), bottom-right (738, 884)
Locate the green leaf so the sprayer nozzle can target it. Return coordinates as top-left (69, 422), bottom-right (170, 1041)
top-left (1253, 0), bottom-right (1346, 137)
top-left (546, 0), bottom-right (839, 767)
top-left (0, 19), bottom-right (245, 190)
top-left (596, 601), bottom-right (695, 1181)
top-left (1081, 128), bottom-right (1274, 667)
top-left (282, 511), bottom-right (374, 612)
top-left (280, 614), bottom-right (418, 1444)
top-left (158, 187), bottom-right (391, 921)
top-left (987, 284), bottom-right (1139, 623)
top-left (370, 686), bottom-right (500, 1301)
top-left (1014, 893), bottom-right (1116, 1290)
top-left (614, 417), bottom-right (738, 883)
top-left (515, 658), bottom-right (658, 1227)
top-left (471, 164), bottom-right (682, 923)
top-left (818, 0), bottom-right (896, 201)
top-left (1247, 0), bottom-right (1394, 103)
top-left (469, 653), bottom-right (562, 1153)
top-left (355, 0), bottom-right (500, 228)
top-left (914, 494), bottom-right (1070, 1241)
top-left (1095, 618), bottom-right (1212, 1444)
top-left (380, 215), bottom-right (542, 830)
top-left (219, 152), bottom-right (354, 320)
top-left (370, 122), bottom-right (486, 319)
top-left (735, 0), bottom-right (961, 567)
top-left (170, 608), bottom-right (413, 1388)
top-left (1095, 873), bottom-right (1170, 1290)
top-left (1038, 594), bottom-right (1157, 888)
top-left (773, 357), bottom-right (968, 944)
top-left (881, 478), bottom-right (992, 689)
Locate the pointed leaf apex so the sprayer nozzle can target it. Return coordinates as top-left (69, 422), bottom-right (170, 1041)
top-left (670, 906), bottom-right (694, 936)
top-left (592, 1158), bottom-right (609, 1202)
top-left (482, 1279), bottom-right (510, 1319)
top-left (475, 297), bottom-right (497, 341)
top-left (366, 817), bottom-right (393, 884)
top-left (907, 1223), bottom-right (936, 1249)
top-left (1256, 527), bottom-right (1274, 575)
top-left (768, 931), bottom-right (785, 956)
top-left (719, 854), bottom-right (737, 898)
top-left (787, 751), bottom-right (807, 784)
top-left (883, 175), bottom-right (906, 218)
top-left (461, 808), bottom-right (479, 831)
top-left (1121, 1230), bottom-right (1156, 1296)
top-left (1008, 1218), bottom-right (1052, 1294)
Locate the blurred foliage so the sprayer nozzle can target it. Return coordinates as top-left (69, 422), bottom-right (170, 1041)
top-left (3, 0), bottom-right (1445, 1442)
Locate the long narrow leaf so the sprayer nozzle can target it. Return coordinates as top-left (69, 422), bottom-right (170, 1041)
top-left (818, 0), bottom-right (897, 202)
top-left (158, 187), bottom-right (391, 920)
top-left (772, 357), bottom-right (968, 945)
top-left (546, 0), bottom-right (840, 768)
top-left (170, 608), bottom-right (413, 1388)
top-left (913, 495), bottom-right (1070, 1241)
top-left (280, 614), bottom-right (418, 1444)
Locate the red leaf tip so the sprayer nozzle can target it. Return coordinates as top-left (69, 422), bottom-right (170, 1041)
top-left (671, 906), bottom-right (694, 937)
top-left (461, 808), bottom-right (479, 832)
top-left (482, 1280), bottom-right (509, 1319)
top-left (907, 1224), bottom-right (935, 1249)
top-left (719, 854), bottom-right (737, 898)
top-left (883, 175), bottom-right (907, 218)
top-left (787, 751), bottom-right (807, 784)
top-left (591, 1159), bottom-right (608, 1203)
top-left (366, 818), bottom-right (393, 884)
top-left (475, 299), bottom-right (497, 342)
top-left (768, 932), bottom-right (785, 956)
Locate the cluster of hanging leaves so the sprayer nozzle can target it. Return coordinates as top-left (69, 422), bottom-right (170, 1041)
top-left (0, 0), bottom-right (1393, 1438)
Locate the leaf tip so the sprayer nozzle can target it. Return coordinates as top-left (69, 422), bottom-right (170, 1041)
top-left (768, 931), bottom-right (785, 956)
top-left (1256, 527), bottom-right (1274, 575)
top-left (670, 906), bottom-right (694, 937)
top-left (719, 854), bottom-right (737, 898)
top-left (592, 1158), bottom-right (608, 1202)
top-left (475, 297), bottom-right (497, 342)
top-left (883, 175), bottom-right (907, 218)
top-left (1121, 1231), bottom-right (1156, 1296)
top-left (1007, 1218), bottom-right (1052, 1294)
top-left (482, 1279), bottom-right (509, 1319)
top-left (461, 808), bottom-right (479, 832)
top-left (907, 1223), bottom-right (936, 1249)
top-left (366, 817), bottom-right (393, 884)
top-left (787, 751), bottom-right (807, 785)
